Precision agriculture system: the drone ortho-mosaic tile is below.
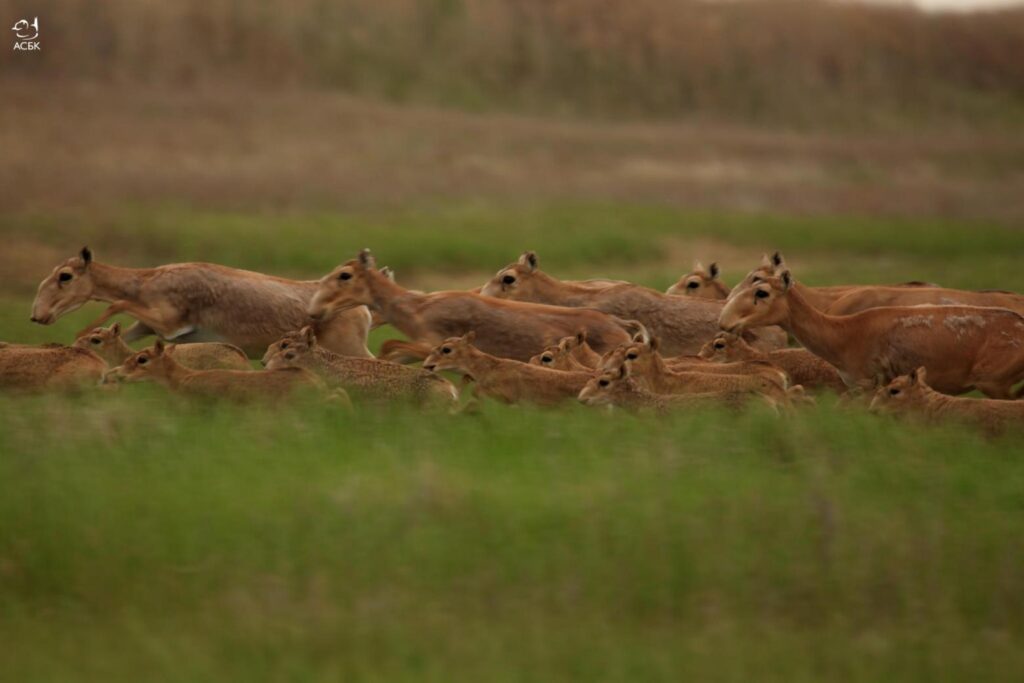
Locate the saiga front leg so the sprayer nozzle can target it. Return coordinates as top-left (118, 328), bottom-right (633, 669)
top-left (77, 300), bottom-right (193, 341)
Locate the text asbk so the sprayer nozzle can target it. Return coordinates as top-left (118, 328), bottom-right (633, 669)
top-left (12, 17), bottom-right (40, 51)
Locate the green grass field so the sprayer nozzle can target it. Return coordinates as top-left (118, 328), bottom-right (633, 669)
top-left (3, 202), bottom-right (1024, 681)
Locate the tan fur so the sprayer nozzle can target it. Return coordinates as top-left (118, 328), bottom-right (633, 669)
top-left (308, 250), bottom-right (633, 361)
top-left (663, 355), bottom-right (789, 384)
top-left (871, 367), bottom-right (1024, 435)
top-left (263, 327), bottom-right (458, 406)
top-left (606, 334), bottom-right (790, 386)
top-left (478, 250), bottom-right (786, 355)
top-left (699, 331), bottom-right (847, 393)
top-left (720, 271), bottom-right (1024, 397)
top-left (32, 247), bottom-right (372, 358)
top-left (728, 252), bottom-right (940, 311)
top-left (379, 339), bottom-right (433, 364)
top-left (118, 340), bottom-right (323, 402)
top-left (827, 285), bottom-right (1024, 316)
top-left (666, 261), bottom-right (731, 299)
top-left (422, 332), bottom-right (592, 406)
top-left (559, 331), bottom-right (604, 368)
top-left (528, 332), bottom-right (601, 371)
top-left (73, 323), bottom-right (251, 370)
top-left (529, 344), bottom-right (593, 372)
top-left (750, 253), bottom-right (1002, 316)
top-left (0, 344), bottom-right (106, 391)
top-left (578, 363), bottom-right (775, 414)
top-left (605, 338), bottom-right (788, 399)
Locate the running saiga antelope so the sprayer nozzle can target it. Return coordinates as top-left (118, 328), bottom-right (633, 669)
top-left (578, 363), bottom-right (777, 414)
top-left (729, 252), bottom-right (939, 311)
top-left (530, 343), bottom-right (593, 372)
top-left (31, 247), bottom-right (372, 358)
top-left (604, 339), bottom-right (789, 399)
top-left (760, 252), bottom-right (1021, 315)
top-left (529, 332), bottom-right (603, 371)
top-left (74, 323), bottom-right (252, 370)
top-left (870, 367), bottom-right (1024, 434)
top-left (666, 262), bottom-right (730, 299)
top-left (479, 251), bottom-right (786, 355)
top-left (699, 331), bottom-right (847, 393)
top-left (117, 340), bottom-right (323, 402)
top-left (308, 250), bottom-right (636, 361)
top-left (720, 271), bottom-right (1024, 397)
top-left (422, 332), bottom-right (592, 406)
top-left (0, 344), bottom-right (106, 391)
top-left (262, 326), bottom-right (458, 406)
top-left (603, 327), bottom-right (791, 382)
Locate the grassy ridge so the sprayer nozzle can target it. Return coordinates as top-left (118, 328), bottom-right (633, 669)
top-left (2, 391), bottom-right (1024, 681)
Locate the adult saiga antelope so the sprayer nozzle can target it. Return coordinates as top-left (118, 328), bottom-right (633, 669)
top-left (732, 251), bottom-right (954, 314)
top-left (31, 247), bottom-right (372, 358)
top-left (720, 270), bottom-right (1024, 398)
top-left (666, 262), bottom-right (730, 299)
top-left (479, 251), bottom-right (786, 356)
top-left (307, 250), bottom-right (636, 361)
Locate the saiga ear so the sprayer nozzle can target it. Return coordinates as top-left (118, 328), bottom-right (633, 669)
top-left (464, 330), bottom-right (477, 344)
top-left (910, 366), bottom-right (927, 385)
top-left (708, 262), bottom-right (720, 279)
top-left (358, 248), bottom-right (376, 269)
top-left (630, 322), bottom-right (650, 345)
top-left (80, 246), bottom-right (92, 266)
top-left (153, 339), bottom-right (165, 355)
top-left (380, 266), bottom-right (395, 281)
top-left (771, 251), bottom-right (785, 269)
top-left (780, 271), bottom-right (792, 291)
top-left (693, 260), bottom-right (705, 273)
top-left (301, 326), bottom-right (317, 345)
top-left (110, 322), bottom-right (121, 336)
top-left (518, 251), bottom-right (538, 272)
top-left (575, 330), bottom-right (585, 346)
top-left (649, 336), bottom-right (659, 352)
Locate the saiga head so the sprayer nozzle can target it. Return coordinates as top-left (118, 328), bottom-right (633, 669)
top-left (308, 249), bottom-right (378, 320)
top-left (480, 251), bottom-right (540, 299)
top-left (422, 332), bottom-right (477, 373)
top-left (719, 271), bottom-right (794, 333)
top-left (32, 246), bottom-right (95, 324)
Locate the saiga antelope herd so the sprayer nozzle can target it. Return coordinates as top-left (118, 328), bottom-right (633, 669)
top-left (4, 246), bottom-right (1024, 434)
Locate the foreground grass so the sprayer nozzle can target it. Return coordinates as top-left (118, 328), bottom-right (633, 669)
top-left (1, 390), bottom-right (1023, 682)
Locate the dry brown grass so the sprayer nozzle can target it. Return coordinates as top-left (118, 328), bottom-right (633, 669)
top-left (1, 0), bottom-right (1023, 126)
top-left (1, 80), bottom-right (1022, 220)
